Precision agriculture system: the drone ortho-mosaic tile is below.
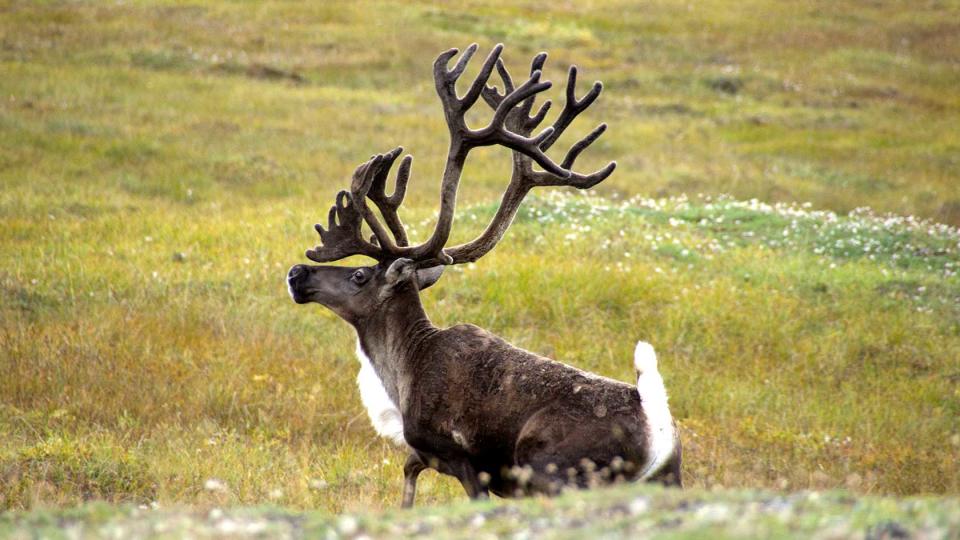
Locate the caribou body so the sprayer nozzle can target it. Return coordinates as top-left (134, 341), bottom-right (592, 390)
top-left (287, 44), bottom-right (682, 507)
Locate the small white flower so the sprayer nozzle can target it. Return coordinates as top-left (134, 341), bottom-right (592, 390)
top-left (338, 516), bottom-right (359, 536)
top-left (204, 478), bottom-right (227, 492)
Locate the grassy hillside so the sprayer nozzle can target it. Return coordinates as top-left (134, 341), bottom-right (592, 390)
top-left (1, 0), bottom-right (959, 513)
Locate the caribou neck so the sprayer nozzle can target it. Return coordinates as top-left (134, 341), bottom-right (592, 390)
top-left (354, 285), bottom-right (436, 405)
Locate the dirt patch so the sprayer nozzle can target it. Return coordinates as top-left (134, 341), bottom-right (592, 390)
top-left (210, 62), bottom-right (305, 84)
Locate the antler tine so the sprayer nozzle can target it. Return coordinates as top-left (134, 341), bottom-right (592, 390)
top-left (368, 147), bottom-right (412, 247)
top-left (519, 53), bottom-right (550, 129)
top-left (479, 59), bottom-right (511, 110)
top-left (305, 190), bottom-right (383, 263)
top-left (481, 55), bottom-right (552, 138)
top-left (538, 65), bottom-right (603, 152)
top-left (463, 45), bottom-right (504, 110)
top-left (447, 43), bottom-right (478, 79)
top-left (484, 71), bottom-right (551, 132)
top-left (535, 159), bottom-right (618, 189)
top-left (347, 151), bottom-right (411, 255)
top-left (434, 43), bottom-right (504, 124)
top-left (562, 123), bottom-right (607, 170)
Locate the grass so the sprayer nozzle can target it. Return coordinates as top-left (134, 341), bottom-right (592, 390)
top-left (1, 0), bottom-right (959, 514)
top-left (2, 483), bottom-right (959, 539)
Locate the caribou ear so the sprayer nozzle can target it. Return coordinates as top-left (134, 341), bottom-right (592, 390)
top-left (416, 265), bottom-right (444, 290)
top-left (384, 259), bottom-right (444, 291)
top-left (385, 258), bottom-right (417, 286)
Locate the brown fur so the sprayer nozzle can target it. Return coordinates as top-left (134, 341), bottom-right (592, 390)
top-left (288, 262), bottom-right (681, 505)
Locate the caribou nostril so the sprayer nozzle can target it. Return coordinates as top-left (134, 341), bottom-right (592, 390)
top-left (288, 265), bottom-right (305, 280)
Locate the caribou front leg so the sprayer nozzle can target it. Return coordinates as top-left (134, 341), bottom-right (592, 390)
top-left (401, 453), bottom-right (426, 508)
top-left (404, 452), bottom-right (487, 505)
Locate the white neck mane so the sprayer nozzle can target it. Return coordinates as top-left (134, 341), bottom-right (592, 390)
top-left (355, 339), bottom-right (407, 447)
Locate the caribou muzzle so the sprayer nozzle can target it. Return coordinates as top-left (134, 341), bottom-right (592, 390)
top-left (286, 264), bottom-right (312, 304)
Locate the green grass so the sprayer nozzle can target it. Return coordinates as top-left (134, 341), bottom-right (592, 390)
top-left (2, 484), bottom-right (958, 539)
top-left (1, 0), bottom-right (959, 513)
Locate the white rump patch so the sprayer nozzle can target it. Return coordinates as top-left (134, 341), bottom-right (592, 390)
top-left (633, 340), bottom-right (676, 480)
top-left (355, 340), bottom-right (406, 447)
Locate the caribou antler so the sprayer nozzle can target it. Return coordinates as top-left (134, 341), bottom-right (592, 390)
top-left (305, 190), bottom-right (381, 263)
top-left (306, 150), bottom-right (407, 262)
top-left (444, 51), bottom-right (616, 264)
top-left (479, 53), bottom-right (615, 184)
top-left (306, 44), bottom-right (615, 266)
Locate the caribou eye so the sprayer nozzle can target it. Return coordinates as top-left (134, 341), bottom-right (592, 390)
top-left (350, 270), bottom-right (367, 285)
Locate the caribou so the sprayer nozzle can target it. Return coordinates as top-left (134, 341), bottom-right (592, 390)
top-left (287, 44), bottom-right (682, 507)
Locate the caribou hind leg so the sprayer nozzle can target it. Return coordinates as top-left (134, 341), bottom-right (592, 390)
top-left (451, 459), bottom-right (490, 500)
top-left (646, 438), bottom-right (683, 487)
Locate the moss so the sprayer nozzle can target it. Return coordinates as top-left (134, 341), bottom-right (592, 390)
top-left (0, 437), bottom-right (156, 510)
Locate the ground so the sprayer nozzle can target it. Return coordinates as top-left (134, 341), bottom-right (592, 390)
top-left (2, 483), bottom-right (959, 539)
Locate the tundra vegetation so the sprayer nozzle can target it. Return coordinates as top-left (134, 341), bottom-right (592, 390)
top-left (0, 0), bottom-right (958, 520)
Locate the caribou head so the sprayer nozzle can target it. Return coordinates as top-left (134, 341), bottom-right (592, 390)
top-left (287, 43), bottom-right (614, 310)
